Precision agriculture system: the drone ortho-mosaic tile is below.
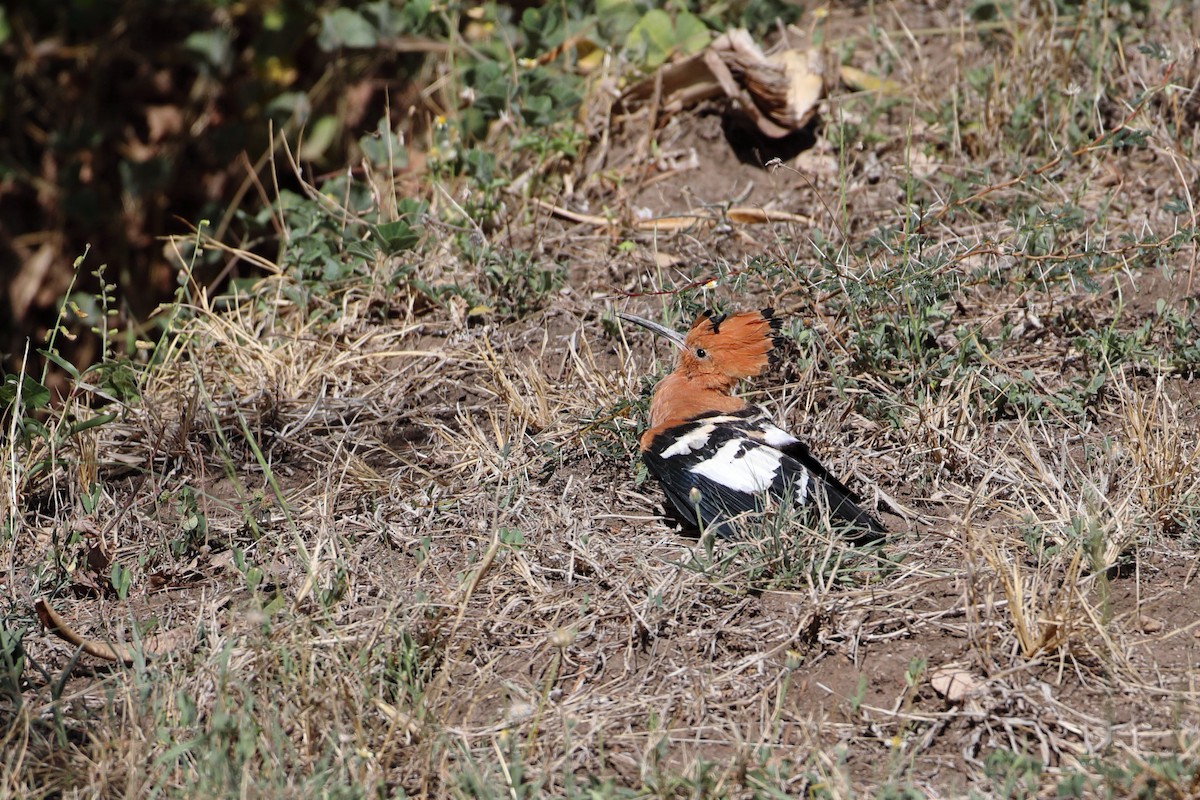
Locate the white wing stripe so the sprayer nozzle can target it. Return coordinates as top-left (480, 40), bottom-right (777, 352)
top-left (756, 423), bottom-right (799, 448)
top-left (689, 439), bottom-right (783, 494)
top-left (658, 423), bottom-right (716, 458)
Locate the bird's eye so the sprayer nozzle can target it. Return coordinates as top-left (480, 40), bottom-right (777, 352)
top-left (694, 347), bottom-right (707, 359)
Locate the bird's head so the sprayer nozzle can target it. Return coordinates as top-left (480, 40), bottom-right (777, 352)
top-left (619, 308), bottom-right (782, 391)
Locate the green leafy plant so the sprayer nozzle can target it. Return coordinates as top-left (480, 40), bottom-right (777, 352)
top-left (0, 624), bottom-right (25, 705)
top-left (984, 748), bottom-right (1044, 800)
top-left (625, 8), bottom-right (711, 68)
top-left (110, 562), bottom-right (132, 600)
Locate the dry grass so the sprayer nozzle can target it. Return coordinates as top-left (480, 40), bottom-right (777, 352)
top-left (5, 1), bottom-right (1200, 797)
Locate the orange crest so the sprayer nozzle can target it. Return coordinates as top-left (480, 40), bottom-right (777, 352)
top-left (683, 308), bottom-right (782, 381)
top-left (618, 307), bottom-right (786, 437)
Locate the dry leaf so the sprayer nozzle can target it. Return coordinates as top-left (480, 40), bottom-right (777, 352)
top-left (85, 541), bottom-right (112, 574)
top-left (576, 40), bottom-right (604, 72)
top-left (726, 207), bottom-right (815, 225)
top-left (840, 65), bottom-right (904, 95)
top-left (9, 241), bottom-right (57, 322)
top-left (145, 105), bottom-right (184, 143)
top-left (37, 599), bottom-right (129, 664)
top-left (141, 626), bottom-right (192, 656)
top-left (531, 197), bottom-right (812, 232)
top-left (210, 550), bottom-right (237, 572)
top-left (376, 699), bottom-right (422, 741)
top-left (635, 215), bottom-right (708, 232)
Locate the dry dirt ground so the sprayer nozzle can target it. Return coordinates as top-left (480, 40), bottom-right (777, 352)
top-left (5, 2), bottom-right (1200, 798)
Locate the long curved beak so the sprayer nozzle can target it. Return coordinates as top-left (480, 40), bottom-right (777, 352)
top-left (617, 312), bottom-right (689, 352)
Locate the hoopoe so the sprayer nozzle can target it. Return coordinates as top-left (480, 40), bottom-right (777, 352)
top-left (619, 308), bottom-right (885, 542)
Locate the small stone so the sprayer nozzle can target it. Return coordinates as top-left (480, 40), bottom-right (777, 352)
top-left (930, 666), bottom-right (982, 703)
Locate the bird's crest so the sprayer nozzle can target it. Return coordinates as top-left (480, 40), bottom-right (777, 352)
top-left (619, 307), bottom-right (785, 434)
top-left (618, 307), bottom-right (782, 388)
top-left (684, 308), bottom-right (782, 380)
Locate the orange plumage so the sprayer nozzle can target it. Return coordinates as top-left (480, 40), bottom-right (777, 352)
top-left (622, 309), bottom-right (781, 449)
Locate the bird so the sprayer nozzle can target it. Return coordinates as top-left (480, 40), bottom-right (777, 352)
top-left (618, 307), bottom-right (885, 542)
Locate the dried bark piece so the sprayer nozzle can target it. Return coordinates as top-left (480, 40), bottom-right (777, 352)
top-left (36, 598), bottom-right (136, 664)
top-left (622, 29), bottom-right (823, 138)
top-left (530, 197), bottom-right (815, 231)
top-left (35, 598), bottom-right (186, 665)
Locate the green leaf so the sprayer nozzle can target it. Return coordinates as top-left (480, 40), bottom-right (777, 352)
top-left (68, 412), bottom-right (117, 437)
top-left (183, 30), bottom-right (232, 73)
top-left (262, 592), bottom-right (286, 616)
top-left (358, 118), bottom-right (408, 168)
top-left (318, 8), bottom-right (378, 51)
top-left (520, 5), bottom-right (565, 55)
top-left (110, 563), bottom-right (131, 600)
top-left (396, 198), bottom-right (427, 217)
top-left (675, 11), bottom-right (712, 55)
top-left (98, 361), bottom-right (140, 403)
top-left (1, 373), bottom-right (51, 410)
top-left (375, 199), bottom-right (426, 252)
top-left (0, 625), bottom-right (25, 694)
top-left (627, 9), bottom-right (676, 68)
top-left (263, 7), bottom-right (285, 31)
top-left (462, 148), bottom-right (497, 183)
top-left (360, 1), bottom-right (400, 38)
top-left (244, 566), bottom-right (263, 593)
top-left (521, 94), bottom-right (554, 127)
top-left (376, 221), bottom-right (419, 252)
top-left (38, 349), bottom-right (80, 381)
top-left (398, 0), bottom-right (437, 35)
top-left (595, 0), bottom-right (641, 42)
top-left (265, 92), bottom-right (313, 125)
top-left (298, 115), bottom-right (340, 162)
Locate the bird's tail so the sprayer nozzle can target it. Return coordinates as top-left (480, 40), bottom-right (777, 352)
top-left (816, 478), bottom-right (887, 544)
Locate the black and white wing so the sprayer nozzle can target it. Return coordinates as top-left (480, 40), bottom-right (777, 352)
top-left (642, 408), bottom-right (885, 541)
top-left (735, 409), bottom-right (887, 541)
